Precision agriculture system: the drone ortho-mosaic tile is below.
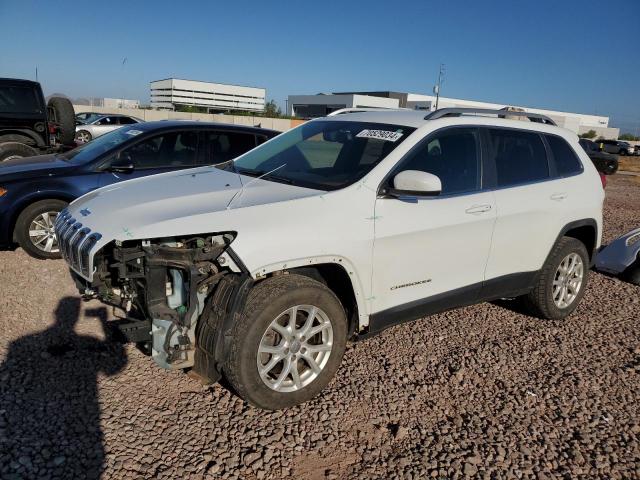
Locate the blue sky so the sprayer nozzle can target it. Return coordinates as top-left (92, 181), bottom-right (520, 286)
top-left (1, 0), bottom-right (638, 132)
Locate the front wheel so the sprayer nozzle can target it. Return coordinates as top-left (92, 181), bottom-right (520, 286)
top-left (223, 274), bottom-right (347, 410)
top-left (521, 237), bottom-right (589, 319)
top-left (14, 199), bottom-right (68, 259)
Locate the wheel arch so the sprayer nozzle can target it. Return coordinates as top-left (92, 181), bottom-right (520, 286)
top-left (558, 219), bottom-right (598, 263)
top-left (252, 256), bottom-right (368, 336)
top-left (0, 129), bottom-right (46, 147)
top-left (10, 194), bottom-right (73, 242)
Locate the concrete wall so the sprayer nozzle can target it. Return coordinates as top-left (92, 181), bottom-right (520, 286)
top-left (73, 105), bottom-right (295, 132)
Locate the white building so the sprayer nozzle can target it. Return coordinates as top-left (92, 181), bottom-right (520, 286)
top-left (150, 78), bottom-right (266, 113)
top-left (287, 91), bottom-right (619, 138)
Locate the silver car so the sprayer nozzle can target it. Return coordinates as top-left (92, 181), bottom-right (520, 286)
top-left (75, 114), bottom-right (143, 143)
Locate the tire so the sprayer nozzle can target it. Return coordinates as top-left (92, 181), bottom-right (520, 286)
top-left (621, 260), bottom-right (640, 286)
top-left (47, 97), bottom-right (75, 145)
top-left (75, 130), bottom-right (92, 144)
top-left (223, 274), bottom-right (347, 410)
top-left (14, 199), bottom-right (68, 260)
top-left (0, 141), bottom-right (38, 162)
top-left (521, 237), bottom-right (590, 320)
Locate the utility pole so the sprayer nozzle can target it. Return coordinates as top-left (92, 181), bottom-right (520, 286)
top-left (433, 63), bottom-right (445, 110)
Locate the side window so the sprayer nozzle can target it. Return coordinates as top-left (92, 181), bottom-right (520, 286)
top-left (487, 129), bottom-right (548, 187)
top-left (118, 116), bottom-right (137, 125)
top-left (204, 131), bottom-right (256, 164)
top-left (546, 135), bottom-right (583, 177)
top-left (120, 131), bottom-right (198, 169)
top-left (395, 128), bottom-right (480, 195)
top-left (96, 116), bottom-right (115, 126)
top-left (256, 134), bottom-right (269, 145)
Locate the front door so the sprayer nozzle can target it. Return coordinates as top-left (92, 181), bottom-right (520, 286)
top-left (98, 130), bottom-right (199, 187)
top-left (371, 127), bottom-right (496, 328)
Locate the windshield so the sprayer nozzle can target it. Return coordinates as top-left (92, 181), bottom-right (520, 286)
top-left (61, 126), bottom-right (146, 163)
top-left (222, 120), bottom-right (415, 191)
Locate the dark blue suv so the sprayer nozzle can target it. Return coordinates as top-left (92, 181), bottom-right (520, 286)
top-left (0, 120), bottom-right (278, 259)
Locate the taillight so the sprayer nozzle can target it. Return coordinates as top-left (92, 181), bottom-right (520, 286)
top-left (599, 172), bottom-right (607, 189)
top-left (48, 124), bottom-right (57, 134)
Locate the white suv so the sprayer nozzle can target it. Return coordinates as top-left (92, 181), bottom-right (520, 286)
top-left (56, 108), bottom-right (604, 409)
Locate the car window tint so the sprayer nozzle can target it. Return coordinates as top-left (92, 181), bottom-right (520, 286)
top-left (396, 128), bottom-right (480, 195)
top-left (97, 117), bottom-right (115, 125)
top-left (487, 128), bottom-right (548, 187)
top-left (546, 135), bottom-right (583, 176)
top-left (0, 85), bottom-right (41, 113)
top-left (118, 116), bottom-right (137, 125)
top-left (122, 131), bottom-right (198, 169)
top-left (204, 131), bottom-right (256, 164)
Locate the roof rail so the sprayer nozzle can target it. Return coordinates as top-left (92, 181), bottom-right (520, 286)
top-left (326, 107), bottom-right (406, 117)
top-left (424, 107), bottom-right (557, 126)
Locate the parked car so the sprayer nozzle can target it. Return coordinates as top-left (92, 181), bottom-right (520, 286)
top-left (0, 121), bottom-right (278, 259)
top-left (578, 138), bottom-right (618, 174)
top-left (596, 139), bottom-right (635, 156)
top-left (56, 108), bottom-right (604, 410)
top-left (75, 114), bottom-right (144, 143)
top-left (0, 78), bottom-right (76, 162)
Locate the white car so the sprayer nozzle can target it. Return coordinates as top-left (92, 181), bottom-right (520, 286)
top-left (75, 114), bottom-right (143, 143)
top-left (56, 107), bottom-right (604, 409)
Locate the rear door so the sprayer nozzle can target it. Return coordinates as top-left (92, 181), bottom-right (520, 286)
top-left (482, 127), bottom-right (566, 283)
top-left (98, 129), bottom-right (200, 187)
top-left (200, 129), bottom-right (257, 165)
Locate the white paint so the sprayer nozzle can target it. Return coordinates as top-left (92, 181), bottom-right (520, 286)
top-left (64, 111), bottom-right (604, 331)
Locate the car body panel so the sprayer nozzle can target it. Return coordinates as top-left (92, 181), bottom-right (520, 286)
top-left (595, 227), bottom-right (640, 274)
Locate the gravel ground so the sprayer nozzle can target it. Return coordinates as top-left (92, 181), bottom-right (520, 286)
top-left (1, 175), bottom-right (639, 480)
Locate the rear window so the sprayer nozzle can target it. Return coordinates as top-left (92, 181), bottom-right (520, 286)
top-left (0, 85), bottom-right (42, 114)
top-left (546, 135), bottom-right (583, 176)
top-left (487, 128), bottom-right (549, 187)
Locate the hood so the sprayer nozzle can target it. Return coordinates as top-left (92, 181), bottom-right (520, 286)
top-left (0, 154), bottom-right (74, 180)
top-left (67, 166), bottom-right (323, 242)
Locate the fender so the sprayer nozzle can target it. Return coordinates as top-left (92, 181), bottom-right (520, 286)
top-left (250, 254), bottom-right (370, 325)
top-left (0, 128), bottom-right (46, 147)
top-left (553, 218), bottom-right (599, 265)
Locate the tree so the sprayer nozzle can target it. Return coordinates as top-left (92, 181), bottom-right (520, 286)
top-left (619, 133), bottom-right (640, 141)
top-left (263, 100), bottom-right (282, 118)
top-left (579, 129), bottom-right (597, 139)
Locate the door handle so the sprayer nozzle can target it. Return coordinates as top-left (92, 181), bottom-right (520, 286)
top-left (550, 193), bottom-right (568, 201)
top-left (465, 204), bottom-right (492, 214)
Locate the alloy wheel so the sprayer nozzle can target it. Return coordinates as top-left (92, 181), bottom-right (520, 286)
top-left (29, 211), bottom-right (60, 253)
top-left (257, 305), bottom-right (334, 392)
top-left (552, 253), bottom-right (584, 308)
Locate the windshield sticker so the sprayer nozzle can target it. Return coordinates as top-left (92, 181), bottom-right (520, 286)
top-left (125, 129), bottom-right (143, 136)
top-left (356, 129), bottom-right (403, 142)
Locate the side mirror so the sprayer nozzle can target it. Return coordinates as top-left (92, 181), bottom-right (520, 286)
top-left (388, 170), bottom-right (442, 197)
top-left (109, 155), bottom-right (135, 173)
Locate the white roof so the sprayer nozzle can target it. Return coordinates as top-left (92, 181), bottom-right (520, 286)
top-left (320, 109), bottom-right (578, 138)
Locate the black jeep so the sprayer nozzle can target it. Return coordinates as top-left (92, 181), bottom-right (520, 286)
top-left (0, 78), bottom-right (76, 162)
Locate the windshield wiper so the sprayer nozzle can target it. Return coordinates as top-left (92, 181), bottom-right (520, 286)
top-left (236, 167), bottom-right (293, 184)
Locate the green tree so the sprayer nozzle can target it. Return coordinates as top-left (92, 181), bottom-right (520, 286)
top-left (263, 100), bottom-right (282, 118)
top-left (579, 129), bottom-right (597, 139)
top-left (619, 133), bottom-right (640, 141)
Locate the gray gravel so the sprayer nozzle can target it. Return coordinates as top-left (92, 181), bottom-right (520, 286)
top-left (1, 174), bottom-right (639, 480)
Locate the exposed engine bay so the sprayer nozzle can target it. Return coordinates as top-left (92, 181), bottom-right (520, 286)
top-left (71, 233), bottom-right (245, 378)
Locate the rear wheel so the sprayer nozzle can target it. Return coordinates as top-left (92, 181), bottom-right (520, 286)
top-left (15, 199), bottom-right (68, 259)
top-left (223, 274), bottom-right (347, 410)
top-left (0, 142), bottom-right (38, 162)
top-left (521, 237), bottom-right (589, 319)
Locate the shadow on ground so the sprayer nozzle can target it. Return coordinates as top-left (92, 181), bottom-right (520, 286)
top-left (0, 297), bottom-right (127, 479)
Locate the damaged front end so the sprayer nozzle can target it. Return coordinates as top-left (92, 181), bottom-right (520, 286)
top-left (71, 232), bottom-right (250, 381)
